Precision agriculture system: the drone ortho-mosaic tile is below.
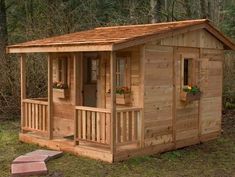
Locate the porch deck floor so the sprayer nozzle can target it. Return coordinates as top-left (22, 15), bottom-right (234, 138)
top-left (19, 132), bottom-right (139, 162)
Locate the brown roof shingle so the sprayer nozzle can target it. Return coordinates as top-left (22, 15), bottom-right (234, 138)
top-left (7, 19), bottom-right (235, 52)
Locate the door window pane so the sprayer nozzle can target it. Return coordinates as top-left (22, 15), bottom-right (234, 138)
top-left (116, 57), bottom-right (127, 87)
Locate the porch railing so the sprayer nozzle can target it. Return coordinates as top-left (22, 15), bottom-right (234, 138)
top-left (75, 106), bottom-right (111, 145)
top-left (116, 108), bottom-right (142, 146)
top-left (22, 99), bottom-right (48, 133)
top-left (75, 106), bottom-right (142, 148)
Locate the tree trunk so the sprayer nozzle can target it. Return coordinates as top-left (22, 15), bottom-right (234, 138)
top-left (200, 0), bottom-right (208, 18)
top-left (150, 0), bottom-right (162, 23)
top-left (0, 0), bottom-right (8, 62)
top-left (184, 0), bottom-right (192, 18)
top-left (156, 0), bottom-right (162, 22)
top-left (129, 0), bottom-right (136, 23)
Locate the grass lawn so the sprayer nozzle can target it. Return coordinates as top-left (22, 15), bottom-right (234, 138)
top-left (0, 111), bottom-right (235, 177)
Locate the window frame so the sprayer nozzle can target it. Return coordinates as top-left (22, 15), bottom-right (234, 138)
top-left (116, 53), bottom-right (131, 88)
top-left (87, 57), bottom-right (99, 84)
top-left (54, 56), bottom-right (70, 87)
top-left (181, 54), bottom-right (196, 88)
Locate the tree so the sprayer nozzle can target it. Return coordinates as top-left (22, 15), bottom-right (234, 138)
top-left (0, 0), bottom-right (8, 61)
top-left (200, 0), bottom-right (208, 18)
top-left (184, 0), bottom-right (192, 18)
top-left (150, 0), bottom-right (163, 23)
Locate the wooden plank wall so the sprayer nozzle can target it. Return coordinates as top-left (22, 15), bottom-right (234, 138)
top-left (199, 49), bottom-right (223, 140)
top-left (142, 29), bottom-right (224, 149)
top-left (174, 47), bottom-right (200, 148)
top-left (160, 29), bottom-right (223, 50)
top-left (143, 44), bottom-right (173, 147)
top-left (105, 47), bottom-right (141, 108)
top-left (52, 54), bottom-right (76, 136)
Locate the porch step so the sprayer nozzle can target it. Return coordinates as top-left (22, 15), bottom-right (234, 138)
top-left (11, 162), bottom-right (48, 177)
top-left (25, 149), bottom-right (63, 160)
top-left (11, 149), bottom-right (63, 176)
top-left (13, 155), bottom-right (49, 164)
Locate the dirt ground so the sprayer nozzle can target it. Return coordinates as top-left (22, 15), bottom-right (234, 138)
top-left (0, 111), bottom-right (235, 177)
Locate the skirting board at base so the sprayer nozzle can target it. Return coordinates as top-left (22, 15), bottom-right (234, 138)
top-left (19, 133), bottom-right (113, 163)
top-left (19, 131), bottom-right (221, 163)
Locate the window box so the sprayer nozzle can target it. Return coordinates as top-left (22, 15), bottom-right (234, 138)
top-left (180, 91), bottom-right (201, 102)
top-left (106, 93), bottom-right (131, 105)
top-left (53, 88), bottom-right (68, 99)
top-left (116, 93), bottom-right (131, 105)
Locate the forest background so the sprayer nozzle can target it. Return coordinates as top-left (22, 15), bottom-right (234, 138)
top-left (0, 0), bottom-right (235, 116)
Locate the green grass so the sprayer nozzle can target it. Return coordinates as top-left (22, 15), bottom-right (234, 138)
top-left (0, 115), bottom-right (235, 177)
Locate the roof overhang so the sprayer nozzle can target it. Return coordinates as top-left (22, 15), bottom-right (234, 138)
top-left (6, 19), bottom-right (235, 54)
top-left (113, 23), bottom-right (235, 51)
top-left (6, 44), bottom-right (113, 53)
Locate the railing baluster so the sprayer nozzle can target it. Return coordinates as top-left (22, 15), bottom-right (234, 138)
top-left (29, 103), bottom-right (32, 129)
top-left (24, 103), bottom-right (27, 128)
top-left (42, 105), bottom-right (46, 131)
top-left (101, 112), bottom-right (105, 144)
top-left (91, 112), bottom-right (96, 141)
top-left (128, 111), bottom-right (132, 141)
top-left (78, 110), bottom-right (82, 139)
top-left (96, 112), bottom-right (100, 143)
top-left (35, 104), bottom-right (39, 130)
top-left (82, 110), bottom-right (86, 139)
top-left (22, 99), bottom-right (48, 133)
top-left (106, 113), bottom-right (110, 144)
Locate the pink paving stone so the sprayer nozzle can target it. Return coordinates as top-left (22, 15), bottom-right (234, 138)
top-left (11, 162), bottom-right (48, 177)
top-left (25, 149), bottom-right (63, 160)
top-left (13, 155), bottom-right (49, 164)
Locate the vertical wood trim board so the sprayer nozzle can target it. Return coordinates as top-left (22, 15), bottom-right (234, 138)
top-left (110, 51), bottom-right (117, 155)
top-left (140, 45), bottom-right (145, 148)
top-left (48, 54), bottom-right (54, 140)
top-left (20, 54), bottom-right (26, 132)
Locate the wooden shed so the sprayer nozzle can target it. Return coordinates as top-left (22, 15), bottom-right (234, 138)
top-left (7, 19), bottom-right (235, 162)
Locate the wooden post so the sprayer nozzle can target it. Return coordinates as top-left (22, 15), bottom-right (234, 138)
top-left (139, 45), bottom-right (145, 148)
top-left (48, 54), bottom-right (53, 140)
top-left (110, 51), bottom-right (116, 155)
top-left (74, 53), bottom-right (79, 145)
top-left (172, 47), bottom-right (177, 148)
top-left (20, 54), bottom-right (26, 133)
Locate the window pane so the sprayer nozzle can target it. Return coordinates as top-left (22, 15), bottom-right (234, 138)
top-left (116, 58), bottom-right (126, 87)
top-left (91, 59), bottom-right (97, 70)
top-left (119, 59), bottom-right (125, 86)
top-left (91, 71), bottom-right (97, 82)
top-left (88, 58), bottom-right (98, 83)
top-left (184, 59), bottom-right (189, 85)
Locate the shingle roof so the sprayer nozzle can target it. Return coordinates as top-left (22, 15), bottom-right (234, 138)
top-left (7, 19), bottom-right (235, 52)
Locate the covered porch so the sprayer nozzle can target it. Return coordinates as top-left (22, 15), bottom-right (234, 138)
top-left (19, 49), bottom-right (144, 162)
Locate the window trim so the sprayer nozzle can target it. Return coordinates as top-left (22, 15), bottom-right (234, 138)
top-left (87, 57), bottom-right (99, 84)
top-left (54, 55), bottom-right (70, 87)
top-left (181, 54), bottom-right (196, 88)
top-left (116, 53), bottom-right (131, 88)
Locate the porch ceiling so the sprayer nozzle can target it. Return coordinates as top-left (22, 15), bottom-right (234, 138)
top-left (7, 19), bottom-right (235, 54)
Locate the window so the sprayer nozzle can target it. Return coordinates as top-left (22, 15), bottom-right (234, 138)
top-left (116, 57), bottom-right (130, 87)
top-left (88, 58), bottom-right (98, 83)
top-left (57, 57), bottom-right (68, 84)
top-left (183, 58), bottom-right (193, 86)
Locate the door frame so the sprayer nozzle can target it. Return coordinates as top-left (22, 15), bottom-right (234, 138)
top-left (82, 52), bottom-right (99, 107)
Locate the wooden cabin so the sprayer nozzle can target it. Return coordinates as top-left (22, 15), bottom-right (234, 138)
top-left (7, 19), bottom-right (235, 162)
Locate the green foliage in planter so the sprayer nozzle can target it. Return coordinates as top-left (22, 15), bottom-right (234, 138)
top-left (183, 86), bottom-right (201, 95)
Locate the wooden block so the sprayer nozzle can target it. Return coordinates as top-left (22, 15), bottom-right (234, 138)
top-left (13, 155), bottom-right (49, 164)
top-left (11, 162), bottom-right (48, 177)
top-left (25, 150), bottom-right (63, 160)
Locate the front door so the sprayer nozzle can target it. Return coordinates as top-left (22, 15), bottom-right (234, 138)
top-left (83, 54), bottom-right (98, 107)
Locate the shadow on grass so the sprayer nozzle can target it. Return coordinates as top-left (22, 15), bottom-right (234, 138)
top-left (0, 114), bottom-right (235, 177)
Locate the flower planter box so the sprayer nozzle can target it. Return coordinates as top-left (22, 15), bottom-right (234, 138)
top-left (53, 88), bottom-right (68, 99)
top-left (180, 92), bottom-right (201, 102)
top-left (106, 93), bottom-right (131, 105)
